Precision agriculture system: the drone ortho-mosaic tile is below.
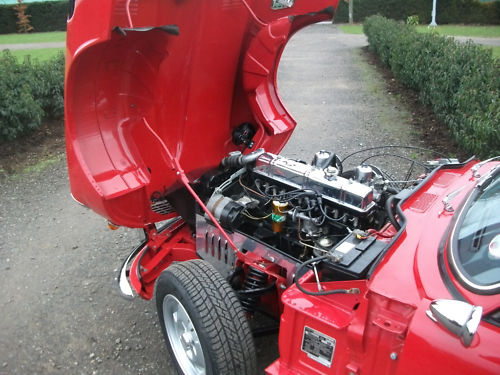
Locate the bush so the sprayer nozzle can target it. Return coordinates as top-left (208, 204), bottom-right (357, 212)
top-left (0, 51), bottom-right (43, 140)
top-left (406, 15), bottom-right (419, 26)
top-left (363, 15), bottom-right (500, 158)
top-left (26, 1), bottom-right (68, 32)
top-left (0, 1), bottom-right (68, 34)
top-left (28, 52), bottom-right (65, 118)
top-left (334, 0), bottom-right (500, 25)
top-left (0, 50), bottom-right (64, 141)
top-left (0, 4), bottom-right (18, 34)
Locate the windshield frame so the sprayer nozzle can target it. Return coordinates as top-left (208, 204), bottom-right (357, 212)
top-left (448, 165), bottom-right (500, 295)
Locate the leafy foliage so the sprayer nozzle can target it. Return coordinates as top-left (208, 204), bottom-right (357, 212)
top-left (0, 51), bottom-right (42, 140)
top-left (0, 50), bottom-right (64, 141)
top-left (13, 0), bottom-right (34, 33)
top-left (0, 4), bottom-right (17, 34)
top-left (406, 15), bottom-right (419, 26)
top-left (364, 16), bottom-right (500, 158)
top-left (26, 1), bottom-right (69, 33)
top-left (335, 0), bottom-right (500, 25)
top-left (0, 1), bottom-right (68, 34)
top-left (28, 52), bottom-right (65, 119)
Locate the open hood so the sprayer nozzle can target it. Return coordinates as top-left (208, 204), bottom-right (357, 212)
top-left (65, 0), bottom-right (339, 227)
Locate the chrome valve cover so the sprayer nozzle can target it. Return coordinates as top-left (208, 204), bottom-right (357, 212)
top-left (253, 153), bottom-right (375, 214)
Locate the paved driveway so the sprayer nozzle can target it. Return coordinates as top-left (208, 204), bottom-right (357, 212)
top-left (1, 28), bottom-right (499, 52)
top-left (1, 41), bottom-right (65, 50)
top-left (0, 23), bottom-right (437, 374)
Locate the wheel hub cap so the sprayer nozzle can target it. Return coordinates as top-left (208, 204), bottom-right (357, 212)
top-left (163, 294), bottom-right (206, 375)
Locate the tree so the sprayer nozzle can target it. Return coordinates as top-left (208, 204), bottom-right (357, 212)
top-left (13, 0), bottom-right (34, 33)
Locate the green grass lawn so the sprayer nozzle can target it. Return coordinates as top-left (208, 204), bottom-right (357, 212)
top-left (337, 24), bottom-right (365, 34)
top-left (487, 46), bottom-right (500, 59)
top-left (338, 24), bottom-right (500, 38)
top-left (416, 25), bottom-right (500, 38)
top-left (4, 48), bottom-right (64, 62)
top-left (0, 31), bottom-right (66, 44)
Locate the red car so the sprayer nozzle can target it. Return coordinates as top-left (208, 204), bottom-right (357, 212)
top-left (65, 0), bottom-right (500, 374)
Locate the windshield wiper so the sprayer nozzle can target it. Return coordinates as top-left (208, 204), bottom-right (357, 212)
top-left (476, 164), bottom-right (500, 192)
top-left (442, 187), bottom-right (464, 213)
top-left (471, 156), bottom-right (500, 179)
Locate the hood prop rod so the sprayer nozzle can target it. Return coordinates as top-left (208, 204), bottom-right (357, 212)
top-left (141, 119), bottom-right (243, 259)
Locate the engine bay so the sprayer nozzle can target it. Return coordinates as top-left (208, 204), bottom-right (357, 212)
top-left (194, 148), bottom-right (428, 294)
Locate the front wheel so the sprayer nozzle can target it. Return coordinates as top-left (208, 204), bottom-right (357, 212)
top-left (156, 259), bottom-right (257, 375)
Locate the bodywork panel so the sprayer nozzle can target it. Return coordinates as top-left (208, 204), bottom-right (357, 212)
top-left (65, 0), bottom-right (338, 227)
top-left (65, 2), bottom-right (500, 375)
top-left (266, 161), bottom-right (500, 375)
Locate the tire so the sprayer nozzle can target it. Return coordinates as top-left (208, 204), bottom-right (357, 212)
top-left (156, 259), bottom-right (257, 375)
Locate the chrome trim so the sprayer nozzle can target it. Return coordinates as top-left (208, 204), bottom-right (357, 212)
top-left (116, 217), bottom-right (184, 299)
top-left (470, 156), bottom-right (500, 178)
top-left (271, 0), bottom-right (294, 10)
top-left (428, 299), bottom-right (483, 347)
top-left (448, 169), bottom-right (500, 293)
top-left (441, 186), bottom-right (464, 213)
top-left (254, 152), bottom-right (375, 214)
top-left (116, 241), bottom-right (146, 299)
top-left (70, 193), bottom-right (89, 209)
top-left (426, 309), bottom-right (437, 323)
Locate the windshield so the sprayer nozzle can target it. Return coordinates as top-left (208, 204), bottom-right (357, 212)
top-left (450, 167), bottom-right (500, 294)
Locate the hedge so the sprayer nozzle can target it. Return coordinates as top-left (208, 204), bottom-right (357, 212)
top-left (363, 15), bottom-right (500, 158)
top-left (335, 0), bottom-right (500, 25)
top-left (1, 0), bottom-right (497, 34)
top-left (0, 1), bottom-right (68, 34)
top-left (0, 50), bottom-right (64, 141)
top-left (0, 0), bottom-right (498, 34)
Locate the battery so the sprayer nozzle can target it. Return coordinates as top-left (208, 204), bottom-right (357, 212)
top-left (320, 232), bottom-right (386, 280)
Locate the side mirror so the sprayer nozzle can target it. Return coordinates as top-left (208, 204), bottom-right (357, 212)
top-left (426, 299), bottom-right (482, 347)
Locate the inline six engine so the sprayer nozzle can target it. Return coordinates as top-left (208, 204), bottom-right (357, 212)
top-left (195, 149), bottom-right (404, 287)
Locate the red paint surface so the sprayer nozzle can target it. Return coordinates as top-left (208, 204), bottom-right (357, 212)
top-left (66, 2), bottom-right (500, 374)
top-left (65, 0), bottom-right (338, 228)
top-left (267, 162), bottom-right (500, 374)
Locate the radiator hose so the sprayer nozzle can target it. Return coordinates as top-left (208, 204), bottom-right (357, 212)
top-left (221, 148), bottom-right (265, 169)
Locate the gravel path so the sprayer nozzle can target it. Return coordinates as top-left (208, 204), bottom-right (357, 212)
top-left (453, 36), bottom-right (500, 46)
top-left (1, 42), bottom-right (65, 51)
top-left (0, 23), bottom-right (429, 374)
top-left (280, 25), bottom-right (423, 167)
top-left (1, 33), bottom-right (499, 52)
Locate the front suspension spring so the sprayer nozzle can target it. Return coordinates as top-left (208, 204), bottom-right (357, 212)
top-left (239, 266), bottom-right (269, 314)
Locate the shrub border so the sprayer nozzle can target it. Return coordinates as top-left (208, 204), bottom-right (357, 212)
top-left (363, 15), bottom-right (499, 158)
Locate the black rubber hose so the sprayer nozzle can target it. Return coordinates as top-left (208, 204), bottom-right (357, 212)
top-left (294, 256), bottom-right (357, 296)
top-left (385, 195), bottom-right (401, 231)
top-left (221, 148), bottom-right (265, 168)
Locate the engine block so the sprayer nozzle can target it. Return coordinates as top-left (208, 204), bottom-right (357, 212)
top-left (253, 153), bottom-right (375, 215)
